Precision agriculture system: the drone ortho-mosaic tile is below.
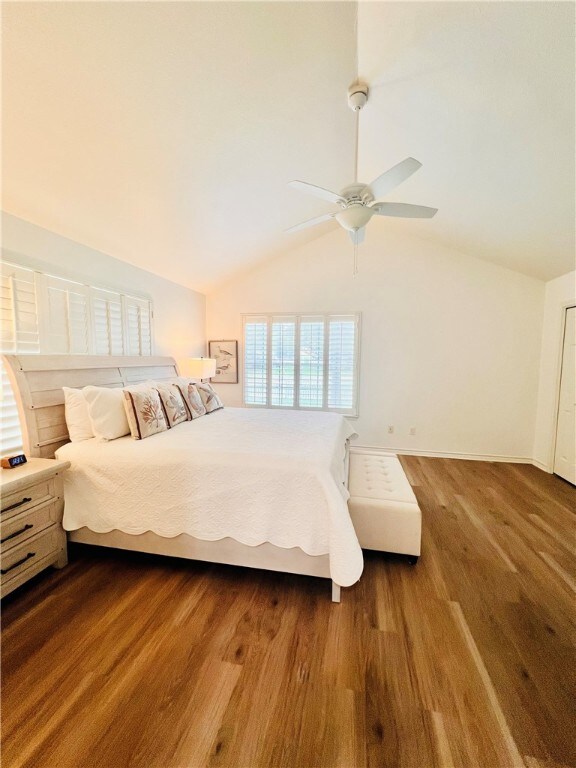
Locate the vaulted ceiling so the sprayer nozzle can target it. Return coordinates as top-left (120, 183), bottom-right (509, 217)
top-left (2, 2), bottom-right (574, 292)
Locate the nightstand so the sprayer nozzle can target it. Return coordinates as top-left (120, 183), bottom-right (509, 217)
top-left (1, 458), bottom-right (70, 598)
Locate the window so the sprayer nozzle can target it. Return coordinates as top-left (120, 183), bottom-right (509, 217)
top-left (1, 263), bottom-right (41, 455)
top-left (243, 313), bottom-right (360, 416)
top-left (0, 260), bottom-right (154, 454)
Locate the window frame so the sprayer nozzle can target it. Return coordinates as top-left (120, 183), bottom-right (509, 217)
top-left (242, 312), bottom-right (361, 417)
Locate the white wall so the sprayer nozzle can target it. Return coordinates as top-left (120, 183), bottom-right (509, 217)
top-left (207, 226), bottom-right (544, 460)
top-left (533, 270), bottom-right (576, 470)
top-left (2, 212), bottom-right (206, 359)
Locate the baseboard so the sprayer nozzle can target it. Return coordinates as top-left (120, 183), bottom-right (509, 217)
top-left (351, 444), bottom-right (532, 464)
top-left (531, 459), bottom-right (553, 474)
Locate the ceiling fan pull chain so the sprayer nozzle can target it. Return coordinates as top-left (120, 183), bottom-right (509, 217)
top-left (353, 240), bottom-right (358, 277)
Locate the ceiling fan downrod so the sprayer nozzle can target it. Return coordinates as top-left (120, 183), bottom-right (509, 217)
top-left (348, 82), bottom-right (368, 186)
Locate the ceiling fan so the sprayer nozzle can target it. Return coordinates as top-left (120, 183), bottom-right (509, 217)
top-left (286, 83), bottom-right (437, 247)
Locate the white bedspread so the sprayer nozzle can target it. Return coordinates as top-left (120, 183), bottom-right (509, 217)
top-left (56, 408), bottom-right (363, 586)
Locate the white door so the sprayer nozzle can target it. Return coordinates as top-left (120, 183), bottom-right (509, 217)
top-left (554, 306), bottom-right (576, 485)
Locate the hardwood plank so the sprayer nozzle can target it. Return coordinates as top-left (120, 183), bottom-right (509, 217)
top-left (449, 601), bottom-right (525, 768)
top-left (430, 710), bottom-right (456, 768)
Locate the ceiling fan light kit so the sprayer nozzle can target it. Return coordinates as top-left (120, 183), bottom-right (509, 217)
top-left (286, 80), bottom-right (438, 271)
top-left (335, 203), bottom-right (373, 232)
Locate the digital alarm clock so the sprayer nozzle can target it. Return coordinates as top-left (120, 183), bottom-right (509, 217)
top-left (1, 453), bottom-right (27, 469)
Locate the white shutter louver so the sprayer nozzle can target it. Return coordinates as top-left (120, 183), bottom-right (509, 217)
top-left (92, 288), bottom-right (124, 355)
top-left (244, 318), bottom-right (268, 405)
top-left (44, 276), bottom-right (91, 354)
top-left (328, 318), bottom-right (357, 411)
top-left (124, 296), bottom-right (152, 356)
top-left (299, 317), bottom-right (324, 408)
top-left (271, 318), bottom-right (296, 407)
top-left (68, 290), bottom-right (91, 354)
top-left (1, 263), bottom-right (41, 454)
top-left (1, 263), bottom-right (40, 354)
top-left (47, 283), bottom-right (69, 353)
top-left (1, 363), bottom-right (24, 455)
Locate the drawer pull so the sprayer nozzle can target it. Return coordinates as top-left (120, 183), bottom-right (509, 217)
top-left (1, 524), bottom-right (33, 545)
top-left (2, 497), bottom-right (32, 513)
top-left (1, 551), bottom-right (36, 574)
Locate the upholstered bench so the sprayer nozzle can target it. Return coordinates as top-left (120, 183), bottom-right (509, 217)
top-left (347, 450), bottom-right (421, 563)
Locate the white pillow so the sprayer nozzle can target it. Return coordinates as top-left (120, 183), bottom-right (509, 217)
top-left (83, 386), bottom-right (130, 441)
top-left (62, 387), bottom-right (94, 442)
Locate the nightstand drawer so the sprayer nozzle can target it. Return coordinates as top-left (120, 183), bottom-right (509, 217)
top-left (0, 526), bottom-right (62, 584)
top-left (1, 478), bottom-right (56, 520)
top-left (0, 499), bottom-right (60, 551)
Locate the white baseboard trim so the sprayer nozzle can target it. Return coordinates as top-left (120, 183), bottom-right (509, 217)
top-left (531, 459), bottom-right (553, 474)
top-left (351, 444), bottom-right (532, 464)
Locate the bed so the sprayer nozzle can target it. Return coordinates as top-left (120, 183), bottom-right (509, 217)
top-left (3, 354), bottom-right (363, 601)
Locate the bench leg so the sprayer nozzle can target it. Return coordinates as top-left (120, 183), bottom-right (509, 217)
top-left (331, 581), bottom-right (341, 603)
top-left (407, 555), bottom-right (419, 565)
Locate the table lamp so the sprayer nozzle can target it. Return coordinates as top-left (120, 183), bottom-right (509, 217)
top-left (179, 357), bottom-right (217, 382)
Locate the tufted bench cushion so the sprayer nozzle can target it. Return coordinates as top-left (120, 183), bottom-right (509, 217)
top-left (347, 450), bottom-right (421, 559)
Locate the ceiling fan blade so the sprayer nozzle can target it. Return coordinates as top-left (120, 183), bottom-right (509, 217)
top-left (349, 227), bottom-right (366, 246)
top-left (371, 202), bottom-right (438, 219)
top-left (285, 212), bottom-right (337, 234)
top-left (366, 157), bottom-right (422, 200)
top-left (288, 180), bottom-right (343, 206)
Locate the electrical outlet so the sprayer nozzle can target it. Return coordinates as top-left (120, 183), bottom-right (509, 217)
top-left (388, 425), bottom-right (394, 434)
top-left (409, 427), bottom-right (416, 436)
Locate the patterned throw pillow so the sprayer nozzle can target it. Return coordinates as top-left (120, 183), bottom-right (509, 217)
top-left (155, 384), bottom-right (189, 426)
top-left (175, 380), bottom-right (207, 419)
top-left (123, 387), bottom-right (168, 440)
top-left (196, 382), bottom-right (224, 413)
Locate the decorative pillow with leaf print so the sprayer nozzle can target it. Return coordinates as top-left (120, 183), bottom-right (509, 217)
top-left (196, 382), bottom-right (224, 413)
top-left (154, 383), bottom-right (190, 426)
top-left (123, 387), bottom-right (169, 440)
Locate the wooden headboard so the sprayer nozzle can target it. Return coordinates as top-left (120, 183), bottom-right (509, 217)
top-left (3, 355), bottom-right (179, 459)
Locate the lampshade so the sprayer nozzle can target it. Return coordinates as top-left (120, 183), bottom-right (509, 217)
top-left (335, 203), bottom-right (374, 232)
top-left (179, 357), bottom-right (217, 379)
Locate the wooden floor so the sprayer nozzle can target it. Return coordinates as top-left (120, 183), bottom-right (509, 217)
top-left (1, 457), bottom-right (575, 768)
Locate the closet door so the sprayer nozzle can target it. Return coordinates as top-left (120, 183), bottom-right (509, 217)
top-left (554, 306), bottom-right (575, 484)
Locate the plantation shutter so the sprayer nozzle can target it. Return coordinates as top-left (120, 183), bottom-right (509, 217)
top-left (43, 275), bottom-right (91, 354)
top-left (0, 263), bottom-right (41, 455)
top-left (299, 316), bottom-right (325, 409)
top-left (244, 317), bottom-right (268, 405)
top-left (271, 317), bottom-right (296, 407)
top-left (328, 317), bottom-right (357, 411)
top-left (1, 262), bottom-right (40, 354)
top-left (92, 288), bottom-right (124, 355)
top-left (124, 295), bottom-right (152, 356)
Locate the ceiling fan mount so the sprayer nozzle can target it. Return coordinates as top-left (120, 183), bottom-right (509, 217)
top-left (286, 80), bottom-right (438, 247)
top-left (347, 82), bottom-right (369, 112)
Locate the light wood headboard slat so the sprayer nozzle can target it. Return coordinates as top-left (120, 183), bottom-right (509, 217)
top-left (3, 354), bottom-right (179, 458)
top-left (121, 366), bottom-right (177, 382)
top-left (37, 435), bottom-right (70, 448)
top-left (36, 405), bottom-right (68, 428)
top-left (30, 387), bottom-right (124, 409)
top-left (27, 369), bottom-right (125, 391)
top-left (15, 355), bottom-right (175, 372)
